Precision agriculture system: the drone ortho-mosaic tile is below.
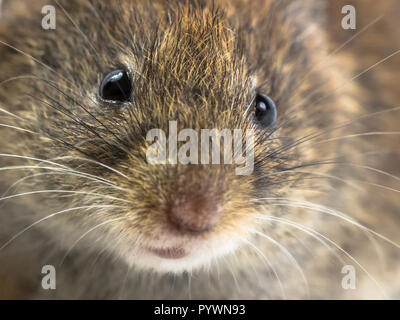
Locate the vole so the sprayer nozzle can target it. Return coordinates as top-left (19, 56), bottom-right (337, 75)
top-left (0, 0), bottom-right (400, 299)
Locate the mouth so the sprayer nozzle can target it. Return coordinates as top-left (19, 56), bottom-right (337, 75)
top-left (131, 235), bottom-right (241, 273)
top-left (147, 246), bottom-right (188, 259)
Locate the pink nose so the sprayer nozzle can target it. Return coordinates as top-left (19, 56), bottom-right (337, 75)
top-left (166, 191), bottom-right (219, 234)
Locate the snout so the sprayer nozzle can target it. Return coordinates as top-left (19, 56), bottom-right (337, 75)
top-left (165, 180), bottom-right (220, 234)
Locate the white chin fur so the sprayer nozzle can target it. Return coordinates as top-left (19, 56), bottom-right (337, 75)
top-left (121, 238), bottom-right (241, 274)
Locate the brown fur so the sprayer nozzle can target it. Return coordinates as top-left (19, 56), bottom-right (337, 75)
top-left (0, 0), bottom-right (399, 299)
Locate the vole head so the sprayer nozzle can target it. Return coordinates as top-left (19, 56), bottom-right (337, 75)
top-left (0, 0), bottom-right (343, 272)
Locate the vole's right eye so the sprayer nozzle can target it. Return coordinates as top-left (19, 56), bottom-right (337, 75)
top-left (254, 93), bottom-right (277, 128)
top-left (99, 69), bottom-right (132, 104)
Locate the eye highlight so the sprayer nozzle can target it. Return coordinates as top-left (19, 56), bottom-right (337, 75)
top-left (254, 93), bottom-right (277, 128)
top-left (99, 69), bottom-right (132, 103)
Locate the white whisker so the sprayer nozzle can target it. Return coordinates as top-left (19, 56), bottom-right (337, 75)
top-left (290, 14), bottom-right (384, 100)
top-left (0, 205), bottom-right (125, 251)
top-left (0, 172), bottom-right (124, 201)
top-left (0, 189), bottom-right (130, 204)
top-left (236, 235), bottom-right (286, 299)
top-left (0, 123), bottom-right (37, 134)
top-left (52, 156), bottom-right (130, 180)
top-left (59, 216), bottom-right (127, 267)
top-left (253, 214), bottom-right (387, 298)
top-left (0, 105), bottom-right (26, 121)
top-left (0, 40), bottom-right (72, 85)
top-left (251, 197), bottom-right (400, 249)
top-left (312, 131), bottom-right (400, 145)
top-left (242, 226), bottom-right (310, 297)
top-left (0, 164), bottom-right (123, 190)
top-left (289, 49), bottom-right (400, 114)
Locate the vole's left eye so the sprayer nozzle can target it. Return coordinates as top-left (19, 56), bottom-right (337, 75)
top-left (99, 69), bottom-right (132, 103)
top-left (254, 93), bottom-right (277, 128)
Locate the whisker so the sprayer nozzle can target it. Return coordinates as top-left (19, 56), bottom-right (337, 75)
top-left (252, 214), bottom-right (388, 298)
top-left (0, 171), bottom-right (124, 203)
top-left (311, 131), bottom-right (400, 146)
top-left (0, 165), bottom-right (123, 190)
top-left (59, 216), bottom-right (127, 267)
top-left (0, 205), bottom-right (125, 251)
top-left (263, 106), bottom-right (400, 162)
top-left (253, 168), bottom-right (362, 191)
top-left (236, 235), bottom-right (286, 299)
top-left (0, 189), bottom-right (130, 204)
top-left (255, 167), bottom-right (400, 194)
top-left (262, 158), bottom-right (400, 191)
top-left (0, 123), bottom-right (37, 134)
top-left (0, 41), bottom-right (72, 85)
top-left (52, 156), bottom-right (130, 180)
top-left (221, 255), bottom-right (241, 294)
top-left (251, 198), bottom-right (400, 249)
top-left (290, 14), bottom-right (384, 100)
top-left (0, 75), bottom-right (39, 88)
top-left (288, 48), bottom-right (400, 116)
top-left (0, 105), bottom-right (27, 121)
top-left (303, 161), bottom-right (400, 183)
top-left (242, 226), bottom-right (310, 297)
top-left (249, 213), bottom-right (345, 265)
top-left (28, 93), bottom-right (118, 155)
top-left (0, 153), bottom-right (68, 169)
top-left (0, 153), bottom-right (125, 188)
top-left (53, 0), bottom-right (103, 70)
top-left (1, 75), bottom-right (134, 156)
top-left (37, 78), bottom-right (131, 153)
top-left (0, 74), bottom-right (123, 137)
top-left (352, 49), bottom-right (400, 81)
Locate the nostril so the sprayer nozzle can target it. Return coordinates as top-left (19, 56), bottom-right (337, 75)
top-left (166, 193), bottom-right (219, 234)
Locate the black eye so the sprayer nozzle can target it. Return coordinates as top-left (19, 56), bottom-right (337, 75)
top-left (254, 93), bottom-right (277, 128)
top-left (99, 69), bottom-right (132, 103)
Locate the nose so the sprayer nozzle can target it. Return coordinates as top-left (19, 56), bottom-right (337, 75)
top-left (166, 189), bottom-right (219, 234)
